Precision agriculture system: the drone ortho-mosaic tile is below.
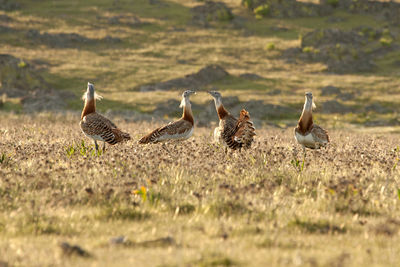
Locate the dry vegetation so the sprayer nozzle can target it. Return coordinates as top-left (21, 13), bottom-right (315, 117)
top-left (1, 113), bottom-right (400, 266)
top-left (1, 0), bottom-right (400, 266)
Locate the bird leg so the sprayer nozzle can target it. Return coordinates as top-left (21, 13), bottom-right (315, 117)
top-left (94, 140), bottom-right (99, 152)
top-left (102, 141), bottom-right (106, 152)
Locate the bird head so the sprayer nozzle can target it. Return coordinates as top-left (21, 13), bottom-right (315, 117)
top-left (304, 92), bottom-right (316, 110)
top-left (82, 82), bottom-right (103, 101)
top-left (180, 90), bottom-right (196, 108)
top-left (208, 91), bottom-right (222, 107)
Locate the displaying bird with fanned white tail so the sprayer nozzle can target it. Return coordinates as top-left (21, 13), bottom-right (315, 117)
top-left (138, 90), bottom-right (196, 144)
top-left (294, 92), bottom-right (329, 155)
top-left (208, 91), bottom-right (256, 150)
top-left (80, 82), bottom-right (130, 152)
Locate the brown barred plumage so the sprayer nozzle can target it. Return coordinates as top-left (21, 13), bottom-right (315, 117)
top-left (139, 90), bottom-right (196, 144)
top-left (80, 83), bottom-right (130, 151)
top-left (209, 91), bottom-right (256, 150)
top-left (295, 92), bottom-right (329, 152)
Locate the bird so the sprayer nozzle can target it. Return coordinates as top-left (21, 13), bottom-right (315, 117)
top-left (138, 90), bottom-right (196, 144)
top-left (208, 91), bottom-right (256, 150)
top-left (80, 82), bottom-right (130, 152)
top-left (294, 92), bottom-right (329, 156)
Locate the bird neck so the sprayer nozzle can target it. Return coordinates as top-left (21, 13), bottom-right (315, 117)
top-left (81, 98), bottom-right (96, 119)
top-left (298, 104), bottom-right (313, 133)
top-left (216, 103), bottom-right (229, 120)
top-left (181, 101), bottom-right (194, 125)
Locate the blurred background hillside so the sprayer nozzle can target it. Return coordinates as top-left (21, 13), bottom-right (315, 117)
top-left (1, 0), bottom-right (400, 129)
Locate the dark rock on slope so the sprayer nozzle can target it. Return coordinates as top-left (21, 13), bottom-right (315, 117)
top-left (191, 1), bottom-right (234, 27)
top-left (0, 54), bottom-right (74, 112)
top-left (138, 65), bottom-right (230, 92)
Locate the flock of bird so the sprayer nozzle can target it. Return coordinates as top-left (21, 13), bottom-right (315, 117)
top-left (80, 82), bottom-right (330, 154)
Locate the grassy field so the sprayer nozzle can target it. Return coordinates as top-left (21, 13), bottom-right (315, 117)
top-left (1, 114), bottom-right (400, 266)
top-left (1, 0), bottom-right (400, 266)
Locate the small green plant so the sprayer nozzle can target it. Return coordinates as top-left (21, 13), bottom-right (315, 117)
top-left (254, 4), bottom-right (270, 19)
top-left (265, 43), bottom-right (275, 51)
top-left (397, 189), bottom-right (400, 200)
top-left (379, 37), bottom-right (392, 47)
top-left (290, 154), bottom-right (304, 172)
top-left (17, 60), bottom-right (27, 68)
top-left (392, 146), bottom-right (400, 170)
top-left (91, 149), bottom-right (102, 157)
top-left (302, 46), bottom-right (313, 53)
top-left (65, 145), bottom-right (75, 157)
top-left (79, 140), bottom-right (88, 156)
top-left (0, 153), bottom-right (10, 164)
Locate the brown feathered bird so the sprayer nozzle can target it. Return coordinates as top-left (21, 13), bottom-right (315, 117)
top-left (294, 92), bottom-right (329, 155)
top-left (138, 90), bottom-right (196, 144)
top-left (80, 82), bottom-right (130, 152)
top-left (208, 91), bottom-right (255, 150)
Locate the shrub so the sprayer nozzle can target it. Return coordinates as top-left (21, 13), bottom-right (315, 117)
top-left (380, 37), bottom-right (392, 47)
top-left (254, 5), bottom-right (270, 19)
top-left (265, 43), bottom-right (275, 51)
top-left (18, 60), bottom-right (27, 68)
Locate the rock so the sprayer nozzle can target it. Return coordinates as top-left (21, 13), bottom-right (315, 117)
top-left (21, 90), bottom-right (75, 112)
top-left (266, 89), bottom-right (282, 95)
top-left (239, 73), bottom-right (264, 80)
top-left (321, 85), bottom-right (341, 96)
top-left (0, 14), bottom-right (12, 22)
top-left (153, 99), bottom-right (180, 117)
top-left (0, 54), bottom-right (49, 96)
top-left (191, 1), bottom-right (234, 27)
top-left (322, 100), bottom-right (355, 114)
top-left (365, 103), bottom-right (392, 114)
top-left (105, 15), bottom-right (144, 27)
top-left (301, 28), bottom-right (368, 49)
top-left (138, 65), bottom-right (229, 92)
top-left (270, 26), bottom-right (289, 32)
top-left (326, 16), bottom-right (347, 23)
top-left (0, 54), bottom-right (75, 112)
top-left (110, 236), bottom-right (127, 245)
top-left (59, 242), bottom-right (91, 257)
top-left (0, 0), bottom-right (20, 11)
top-left (243, 0), bottom-right (333, 18)
top-left (283, 27), bottom-right (395, 73)
top-left (136, 236), bottom-right (175, 247)
top-left (26, 29), bottom-right (121, 48)
top-left (338, 92), bottom-right (355, 101)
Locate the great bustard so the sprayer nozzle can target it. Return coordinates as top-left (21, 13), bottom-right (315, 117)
top-left (294, 92), bottom-right (329, 155)
top-left (80, 82), bottom-right (130, 152)
top-left (208, 91), bottom-right (256, 150)
top-left (138, 90), bottom-right (196, 144)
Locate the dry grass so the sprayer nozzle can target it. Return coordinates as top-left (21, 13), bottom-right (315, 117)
top-left (2, 1), bottom-right (400, 265)
top-left (1, 113), bottom-right (400, 266)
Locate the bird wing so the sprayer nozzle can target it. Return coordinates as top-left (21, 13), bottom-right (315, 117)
top-left (221, 114), bottom-right (241, 150)
top-left (311, 124), bottom-right (330, 144)
top-left (81, 113), bottom-right (130, 144)
top-left (233, 109), bottom-right (256, 149)
top-left (139, 119), bottom-right (193, 144)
